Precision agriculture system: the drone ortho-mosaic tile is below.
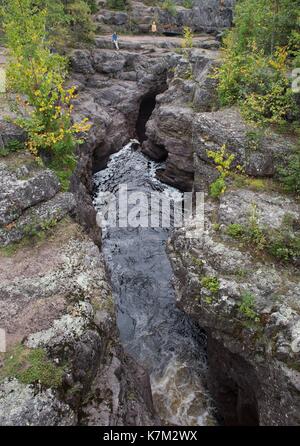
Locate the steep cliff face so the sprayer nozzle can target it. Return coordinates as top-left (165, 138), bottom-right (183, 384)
top-left (0, 145), bottom-right (157, 425)
top-left (142, 49), bottom-right (297, 191)
top-left (0, 66), bottom-right (157, 424)
top-left (168, 191), bottom-right (300, 425)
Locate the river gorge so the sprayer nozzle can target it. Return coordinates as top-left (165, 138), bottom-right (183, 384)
top-left (0, 0), bottom-right (299, 428)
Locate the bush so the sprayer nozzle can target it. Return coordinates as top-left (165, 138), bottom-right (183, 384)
top-left (201, 276), bottom-right (220, 294)
top-left (278, 150), bottom-right (300, 195)
top-left (215, 0), bottom-right (300, 126)
top-left (207, 145), bottom-right (236, 198)
top-left (2, 0), bottom-right (90, 180)
top-left (238, 292), bottom-right (259, 322)
top-left (161, 0), bottom-right (177, 16)
top-left (107, 0), bottom-right (129, 11)
top-left (183, 0), bottom-right (193, 9)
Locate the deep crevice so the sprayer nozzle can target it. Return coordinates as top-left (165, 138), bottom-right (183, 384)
top-left (136, 94), bottom-right (157, 143)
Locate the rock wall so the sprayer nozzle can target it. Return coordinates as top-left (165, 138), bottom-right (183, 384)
top-left (69, 36), bottom-right (300, 426)
top-left (142, 49), bottom-right (297, 191)
top-left (0, 93), bottom-right (157, 426)
top-left (95, 0), bottom-right (235, 35)
top-left (168, 190), bottom-right (300, 425)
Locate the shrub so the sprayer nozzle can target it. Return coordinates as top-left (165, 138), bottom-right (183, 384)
top-left (226, 223), bottom-right (244, 238)
top-left (2, 0), bottom-right (91, 184)
top-left (278, 150), bottom-right (300, 195)
top-left (0, 139), bottom-right (24, 157)
top-left (181, 26), bottom-right (193, 53)
top-left (107, 0), bottom-right (129, 11)
top-left (215, 0), bottom-right (300, 127)
top-left (183, 0), bottom-right (193, 8)
top-left (207, 145), bottom-right (236, 198)
top-left (161, 0), bottom-right (177, 16)
top-left (201, 276), bottom-right (220, 294)
top-left (238, 292), bottom-right (259, 322)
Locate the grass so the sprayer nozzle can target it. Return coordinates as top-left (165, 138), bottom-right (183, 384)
top-left (0, 344), bottom-right (65, 388)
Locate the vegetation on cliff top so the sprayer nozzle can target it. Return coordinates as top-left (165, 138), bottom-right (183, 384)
top-left (0, 344), bottom-right (65, 388)
top-left (216, 0), bottom-right (300, 127)
top-left (1, 0), bottom-right (92, 189)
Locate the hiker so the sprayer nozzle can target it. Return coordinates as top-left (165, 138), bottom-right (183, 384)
top-left (151, 20), bottom-right (157, 34)
top-left (112, 32), bottom-right (119, 51)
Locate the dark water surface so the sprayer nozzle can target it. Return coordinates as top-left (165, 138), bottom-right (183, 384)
top-left (93, 142), bottom-right (214, 425)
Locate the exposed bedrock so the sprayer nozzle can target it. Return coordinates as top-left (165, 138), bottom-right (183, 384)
top-left (141, 49), bottom-right (297, 191)
top-left (0, 147), bottom-right (157, 425)
top-left (168, 190), bottom-right (300, 425)
top-left (95, 0), bottom-right (235, 35)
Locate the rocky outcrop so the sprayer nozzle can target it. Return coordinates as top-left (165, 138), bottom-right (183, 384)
top-left (168, 188), bottom-right (300, 425)
top-left (95, 0), bottom-right (235, 35)
top-left (142, 48), bottom-right (297, 191)
top-left (0, 147), bottom-right (157, 425)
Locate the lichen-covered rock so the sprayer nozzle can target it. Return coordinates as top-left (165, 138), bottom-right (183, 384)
top-left (0, 379), bottom-right (76, 426)
top-left (0, 192), bottom-right (75, 246)
top-left (95, 0), bottom-right (235, 35)
top-left (168, 190), bottom-right (300, 425)
top-left (219, 189), bottom-right (300, 230)
top-left (192, 108), bottom-right (296, 185)
top-left (0, 159), bottom-right (60, 226)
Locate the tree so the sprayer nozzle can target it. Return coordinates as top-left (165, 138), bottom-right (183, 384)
top-left (2, 0), bottom-right (90, 187)
top-left (216, 0), bottom-right (300, 126)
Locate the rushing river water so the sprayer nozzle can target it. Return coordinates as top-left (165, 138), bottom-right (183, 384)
top-left (93, 142), bottom-right (214, 425)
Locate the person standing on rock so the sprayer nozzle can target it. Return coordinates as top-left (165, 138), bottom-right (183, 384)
top-left (151, 21), bottom-right (157, 34)
top-left (112, 32), bottom-right (119, 51)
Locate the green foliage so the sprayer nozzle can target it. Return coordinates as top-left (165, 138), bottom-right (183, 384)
top-left (181, 26), bottom-right (193, 50)
top-left (215, 0), bottom-right (300, 126)
top-left (161, 0), bottom-right (177, 16)
top-left (0, 1), bottom-right (95, 47)
top-left (2, 0), bottom-right (90, 181)
top-left (183, 0), bottom-right (193, 8)
top-left (209, 176), bottom-right (227, 199)
top-left (107, 0), bottom-right (129, 11)
top-left (238, 292), bottom-right (259, 322)
top-left (278, 150), bottom-right (300, 195)
top-left (201, 276), bottom-right (220, 294)
top-left (226, 206), bottom-right (300, 263)
top-left (0, 344), bottom-right (64, 388)
top-left (207, 145), bottom-right (236, 198)
top-left (226, 223), bottom-right (245, 238)
top-left (0, 139), bottom-right (24, 157)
